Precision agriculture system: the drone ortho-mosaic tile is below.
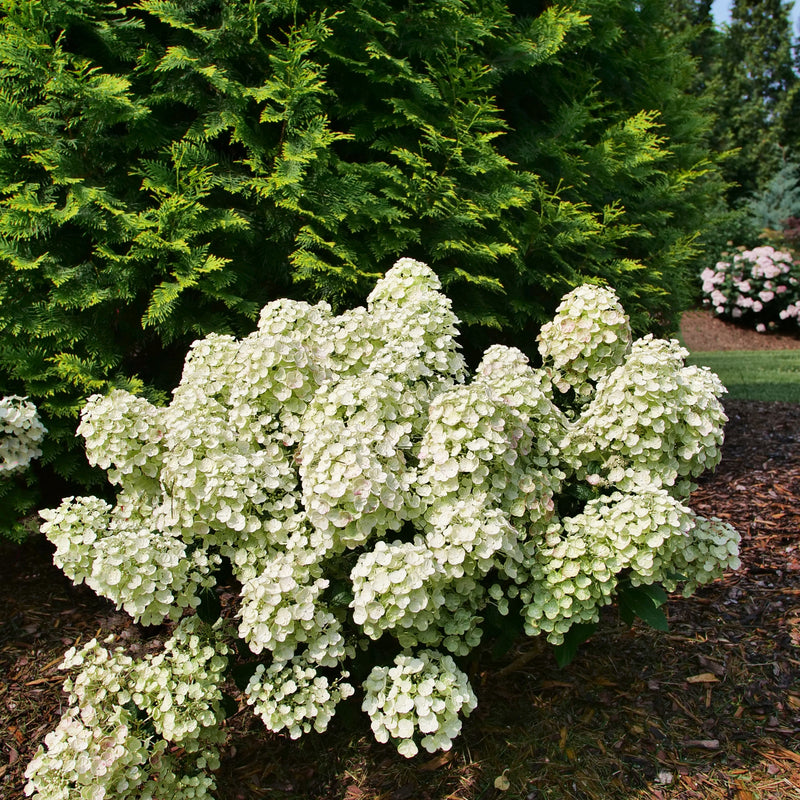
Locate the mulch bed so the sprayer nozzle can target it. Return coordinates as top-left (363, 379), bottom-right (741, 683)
top-left (1, 320), bottom-right (799, 798)
top-left (679, 310), bottom-right (800, 352)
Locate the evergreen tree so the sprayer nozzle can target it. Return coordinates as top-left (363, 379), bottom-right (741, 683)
top-left (710, 0), bottom-right (798, 203)
top-left (666, 0), bottom-right (718, 94)
top-left (0, 0), bottom-right (724, 534)
top-left (747, 158), bottom-right (800, 228)
top-left (499, 0), bottom-right (725, 335)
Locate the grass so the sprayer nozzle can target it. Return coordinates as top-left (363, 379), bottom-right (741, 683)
top-left (687, 350), bottom-right (800, 403)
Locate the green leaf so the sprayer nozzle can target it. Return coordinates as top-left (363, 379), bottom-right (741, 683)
top-left (482, 596), bottom-right (524, 659)
top-left (618, 583), bottom-right (669, 632)
top-left (196, 586), bottom-right (221, 625)
top-left (490, 612), bottom-right (525, 660)
top-left (553, 622), bottom-right (597, 668)
top-left (666, 570), bottom-right (688, 582)
top-left (327, 578), bottom-right (354, 609)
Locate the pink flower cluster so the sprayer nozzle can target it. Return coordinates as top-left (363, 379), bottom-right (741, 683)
top-left (700, 246), bottom-right (800, 331)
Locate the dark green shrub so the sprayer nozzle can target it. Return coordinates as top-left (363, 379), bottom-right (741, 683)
top-left (0, 0), bottom-right (723, 534)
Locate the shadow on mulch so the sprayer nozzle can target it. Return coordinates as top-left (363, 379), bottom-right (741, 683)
top-left (1, 400), bottom-right (799, 800)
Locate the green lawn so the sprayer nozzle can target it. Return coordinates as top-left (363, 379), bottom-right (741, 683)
top-left (687, 350), bottom-right (800, 403)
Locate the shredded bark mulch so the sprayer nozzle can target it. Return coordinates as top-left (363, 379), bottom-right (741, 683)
top-left (679, 310), bottom-right (800, 352)
top-left (1, 314), bottom-right (799, 799)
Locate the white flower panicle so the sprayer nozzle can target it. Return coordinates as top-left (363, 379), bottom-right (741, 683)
top-left (519, 518), bottom-right (617, 643)
top-left (24, 704), bottom-right (153, 800)
top-left (78, 390), bottom-right (163, 491)
top-left (420, 379), bottom-right (544, 510)
top-left (662, 515), bottom-right (742, 596)
top-left (362, 649), bottom-right (478, 758)
top-left (350, 538), bottom-right (442, 640)
top-left (41, 494), bottom-right (218, 626)
top-left (0, 395), bottom-right (46, 474)
top-left (566, 336), bottom-right (727, 494)
top-left (474, 344), bottom-right (566, 457)
top-left (238, 549), bottom-right (346, 666)
top-left (299, 372), bottom-right (420, 550)
top-left (158, 393), bottom-right (296, 543)
top-left (36, 260), bottom-right (739, 778)
top-left (322, 306), bottom-right (381, 376)
top-left (350, 535), bottom-right (488, 655)
top-left (423, 499), bottom-right (520, 578)
top-left (41, 495), bottom-right (112, 588)
top-left (175, 332), bottom-right (242, 407)
top-left (519, 490), bottom-right (691, 644)
top-left (418, 354), bottom-right (564, 566)
top-left (245, 654), bottom-right (355, 738)
top-left (131, 616), bottom-right (229, 750)
top-left (537, 283), bottom-right (632, 404)
top-left (24, 622), bottom-right (226, 800)
top-left (519, 489), bottom-right (739, 645)
top-left (366, 257), bottom-right (467, 386)
top-left (233, 298), bottom-right (335, 443)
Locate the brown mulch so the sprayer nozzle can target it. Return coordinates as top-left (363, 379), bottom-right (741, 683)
top-left (680, 309), bottom-right (800, 351)
top-left (1, 313), bottom-right (799, 800)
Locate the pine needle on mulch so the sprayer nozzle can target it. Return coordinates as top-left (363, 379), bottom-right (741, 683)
top-left (1, 399), bottom-right (799, 800)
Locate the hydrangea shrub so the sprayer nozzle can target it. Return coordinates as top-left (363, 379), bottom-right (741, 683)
top-left (0, 396), bottom-right (46, 475)
top-left (28, 259), bottom-right (739, 798)
top-left (700, 245), bottom-right (800, 331)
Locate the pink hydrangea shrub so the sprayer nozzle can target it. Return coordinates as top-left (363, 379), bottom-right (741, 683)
top-left (701, 246), bottom-right (800, 332)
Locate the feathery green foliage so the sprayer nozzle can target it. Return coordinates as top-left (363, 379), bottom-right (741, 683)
top-left (0, 0), bottom-right (724, 534)
top-left (666, 0), bottom-right (717, 95)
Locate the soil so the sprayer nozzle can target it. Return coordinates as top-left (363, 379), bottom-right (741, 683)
top-left (1, 309), bottom-right (799, 800)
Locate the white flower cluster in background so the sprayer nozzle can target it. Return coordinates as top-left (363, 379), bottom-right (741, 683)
top-left (0, 395), bottom-right (46, 474)
top-left (35, 257), bottom-right (739, 777)
top-left (24, 617), bottom-right (227, 800)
